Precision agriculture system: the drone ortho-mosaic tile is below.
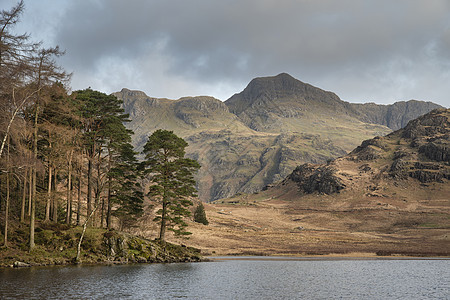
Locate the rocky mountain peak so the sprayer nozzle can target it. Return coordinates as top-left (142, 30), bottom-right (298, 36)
top-left (119, 88), bottom-right (149, 98)
top-left (225, 73), bottom-right (342, 115)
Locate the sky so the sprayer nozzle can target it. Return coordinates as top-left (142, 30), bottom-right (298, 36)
top-left (3, 0), bottom-right (450, 107)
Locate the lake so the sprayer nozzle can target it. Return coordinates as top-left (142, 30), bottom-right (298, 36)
top-left (0, 257), bottom-right (448, 299)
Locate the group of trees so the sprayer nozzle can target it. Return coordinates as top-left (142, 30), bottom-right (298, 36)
top-left (0, 1), bottom-right (144, 250)
top-left (0, 1), bottom-right (206, 252)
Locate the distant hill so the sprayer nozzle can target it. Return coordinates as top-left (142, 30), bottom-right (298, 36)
top-left (114, 73), bottom-right (442, 202)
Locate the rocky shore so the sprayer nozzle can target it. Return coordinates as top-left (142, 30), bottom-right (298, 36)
top-left (0, 223), bottom-right (202, 268)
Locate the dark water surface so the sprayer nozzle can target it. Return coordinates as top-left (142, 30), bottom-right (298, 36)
top-left (0, 257), bottom-right (448, 299)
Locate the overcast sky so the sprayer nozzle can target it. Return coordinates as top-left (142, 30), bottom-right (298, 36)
top-left (4, 0), bottom-right (450, 107)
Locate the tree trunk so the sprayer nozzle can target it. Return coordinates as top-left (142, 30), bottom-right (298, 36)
top-left (30, 165), bottom-right (36, 250)
top-left (30, 102), bottom-right (40, 250)
top-left (20, 168), bottom-right (27, 223)
top-left (3, 138), bottom-right (10, 247)
top-left (106, 179), bottom-right (112, 229)
top-left (106, 149), bottom-right (112, 229)
top-left (76, 169), bottom-right (82, 226)
top-left (159, 195), bottom-right (168, 241)
top-left (75, 204), bottom-right (98, 263)
top-left (52, 168), bottom-right (58, 222)
top-left (66, 150), bottom-right (73, 224)
top-left (4, 168), bottom-right (10, 247)
top-left (94, 150), bottom-right (102, 227)
top-left (100, 196), bottom-right (105, 228)
top-left (28, 165), bottom-right (32, 216)
top-left (87, 154), bottom-right (92, 224)
top-left (45, 164), bottom-right (52, 222)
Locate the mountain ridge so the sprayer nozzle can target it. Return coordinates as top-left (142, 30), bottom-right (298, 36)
top-left (114, 73), bottom-right (442, 202)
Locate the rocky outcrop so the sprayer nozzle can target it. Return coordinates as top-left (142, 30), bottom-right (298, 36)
top-left (419, 141), bottom-right (450, 162)
top-left (393, 109), bottom-right (450, 183)
top-left (287, 163), bottom-right (345, 194)
top-left (0, 224), bottom-right (202, 268)
top-left (350, 136), bottom-right (388, 161)
top-left (103, 231), bottom-right (201, 263)
top-left (401, 108), bottom-right (449, 139)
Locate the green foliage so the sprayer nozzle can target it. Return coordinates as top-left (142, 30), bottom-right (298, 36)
top-left (73, 89), bottom-right (142, 229)
top-left (142, 129), bottom-right (200, 240)
top-left (74, 89), bottom-right (131, 154)
top-left (110, 142), bottom-right (144, 228)
top-left (194, 203), bottom-right (209, 225)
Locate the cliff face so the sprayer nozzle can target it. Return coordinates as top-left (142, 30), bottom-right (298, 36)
top-left (349, 100), bottom-right (443, 130)
top-left (115, 74), bottom-right (442, 202)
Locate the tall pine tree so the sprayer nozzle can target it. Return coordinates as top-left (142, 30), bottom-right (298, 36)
top-left (142, 129), bottom-right (200, 241)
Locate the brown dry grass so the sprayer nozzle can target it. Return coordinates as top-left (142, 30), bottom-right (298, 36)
top-left (162, 176), bottom-right (450, 257)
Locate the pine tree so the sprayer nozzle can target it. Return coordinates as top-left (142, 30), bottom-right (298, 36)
top-left (194, 202), bottom-right (208, 225)
top-left (109, 142), bottom-right (144, 230)
top-left (142, 129), bottom-right (200, 241)
top-left (73, 89), bottom-right (131, 226)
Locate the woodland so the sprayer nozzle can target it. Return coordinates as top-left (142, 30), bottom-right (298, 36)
top-left (0, 1), bottom-right (199, 263)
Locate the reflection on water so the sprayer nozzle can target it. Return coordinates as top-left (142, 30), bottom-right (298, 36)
top-left (0, 258), bottom-right (449, 299)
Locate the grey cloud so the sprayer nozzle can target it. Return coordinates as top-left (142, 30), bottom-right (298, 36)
top-left (19, 0), bottom-right (450, 105)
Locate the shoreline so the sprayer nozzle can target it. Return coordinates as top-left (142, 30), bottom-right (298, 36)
top-left (207, 254), bottom-right (450, 261)
top-left (3, 251), bottom-right (449, 269)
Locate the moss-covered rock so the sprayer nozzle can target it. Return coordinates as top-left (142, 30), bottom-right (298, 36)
top-left (0, 225), bottom-right (202, 268)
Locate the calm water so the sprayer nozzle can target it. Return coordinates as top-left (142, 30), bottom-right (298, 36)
top-left (0, 257), bottom-right (449, 299)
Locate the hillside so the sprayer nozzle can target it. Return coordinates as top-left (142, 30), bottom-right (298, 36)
top-left (114, 73), bottom-right (442, 202)
top-left (181, 109), bottom-right (449, 256)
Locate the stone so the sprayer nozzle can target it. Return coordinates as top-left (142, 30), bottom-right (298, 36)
top-left (13, 261), bottom-right (30, 268)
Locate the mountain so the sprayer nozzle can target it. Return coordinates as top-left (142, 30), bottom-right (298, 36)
top-left (114, 73), bottom-right (442, 202)
top-left (225, 73), bottom-right (442, 132)
top-left (348, 100), bottom-right (443, 130)
top-left (201, 109), bottom-right (449, 256)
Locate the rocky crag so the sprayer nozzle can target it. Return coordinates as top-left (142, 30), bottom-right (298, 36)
top-left (285, 108), bottom-right (449, 195)
top-left (114, 73), bottom-right (442, 202)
